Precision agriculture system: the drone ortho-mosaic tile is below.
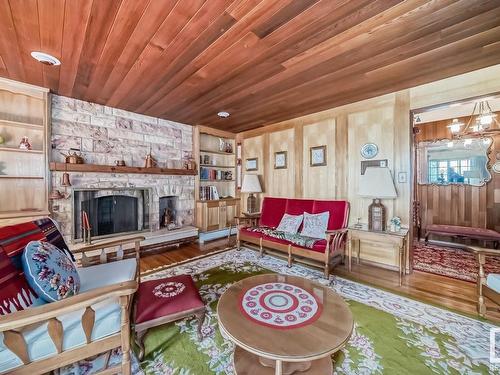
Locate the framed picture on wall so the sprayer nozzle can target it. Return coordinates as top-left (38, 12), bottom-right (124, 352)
top-left (274, 151), bottom-right (287, 169)
top-left (245, 158), bottom-right (258, 171)
top-left (310, 145), bottom-right (327, 167)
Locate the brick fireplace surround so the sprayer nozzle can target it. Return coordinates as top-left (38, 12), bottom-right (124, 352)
top-left (49, 95), bottom-right (195, 243)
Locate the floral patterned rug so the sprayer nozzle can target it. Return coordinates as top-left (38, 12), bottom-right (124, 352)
top-left (413, 241), bottom-right (500, 282)
top-left (130, 248), bottom-right (499, 375)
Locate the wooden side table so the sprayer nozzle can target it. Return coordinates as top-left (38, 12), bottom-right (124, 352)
top-left (347, 226), bottom-right (409, 286)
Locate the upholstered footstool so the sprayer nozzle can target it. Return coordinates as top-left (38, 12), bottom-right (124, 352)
top-left (133, 274), bottom-right (206, 360)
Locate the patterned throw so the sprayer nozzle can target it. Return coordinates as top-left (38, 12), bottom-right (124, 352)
top-left (0, 218), bottom-right (73, 314)
top-left (248, 227), bottom-right (321, 249)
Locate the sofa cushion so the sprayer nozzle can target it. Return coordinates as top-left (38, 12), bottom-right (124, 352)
top-left (78, 258), bottom-right (137, 292)
top-left (0, 298), bottom-right (121, 373)
top-left (276, 213), bottom-right (303, 234)
top-left (300, 212), bottom-right (330, 239)
top-left (285, 199), bottom-right (314, 216)
top-left (135, 274), bottom-right (204, 325)
top-left (312, 200), bottom-right (349, 231)
top-left (487, 274), bottom-right (500, 293)
top-left (22, 241), bottom-right (80, 302)
top-left (260, 197), bottom-right (288, 228)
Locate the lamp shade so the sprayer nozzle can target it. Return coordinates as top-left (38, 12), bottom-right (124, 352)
top-left (241, 174), bottom-right (262, 193)
top-left (359, 167), bottom-right (397, 199)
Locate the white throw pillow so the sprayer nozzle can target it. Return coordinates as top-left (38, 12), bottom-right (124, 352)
top-left (300, 211), bottom-right (330, 239)
top-left (276, 213), bottom-right (303, 234)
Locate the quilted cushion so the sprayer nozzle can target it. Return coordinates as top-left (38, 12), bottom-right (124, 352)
top-left (135, 274), bottom-right (204, 325)
top-left (312, 200), bottom-right (349, 231)
top-left (487, 274), bottom-right (500, 293)
top-left (276, 213), bottom-right (303, 234)
top-left (22, 241), bottom-right (80, 302)
top-left (300, 211), bottom-right (330, 239)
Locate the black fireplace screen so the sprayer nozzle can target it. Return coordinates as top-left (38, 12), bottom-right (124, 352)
top-left (73, 189), bottom-right (150, 241)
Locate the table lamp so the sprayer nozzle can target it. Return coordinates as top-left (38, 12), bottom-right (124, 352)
top-left (358, 167), bottom-right (397, 231)
top-left (241, 174), bottom-right (262, 213)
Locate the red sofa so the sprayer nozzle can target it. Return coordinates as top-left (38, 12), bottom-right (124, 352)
top-left (237, 197), bottom-right (349, 278)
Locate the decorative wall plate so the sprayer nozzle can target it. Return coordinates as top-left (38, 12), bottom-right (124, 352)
top-left (361, 143), bottom-right (378, 159)
top-left (493, 161), bottom-right (500, 174)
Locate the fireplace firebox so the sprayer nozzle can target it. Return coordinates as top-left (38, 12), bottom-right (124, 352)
top-left (73, 188), bottom-right (151, 241)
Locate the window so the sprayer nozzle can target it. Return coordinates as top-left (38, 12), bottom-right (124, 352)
top-left (428, 158), bottom-right (472, 184)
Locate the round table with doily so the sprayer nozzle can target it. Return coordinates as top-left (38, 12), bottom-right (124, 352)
top-left (217, 274), bottom-right (353, 375)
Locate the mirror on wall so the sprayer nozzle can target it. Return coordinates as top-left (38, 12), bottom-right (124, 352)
top-left (417, 137), bottom-right (492, 186)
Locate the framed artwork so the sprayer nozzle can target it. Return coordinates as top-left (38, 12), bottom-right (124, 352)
top-left (274, 151), bottom-right (287, 169)
top-left (245, 158), bottom-right (258, 171)
top-left (310, 146), bottom-right (326, 167)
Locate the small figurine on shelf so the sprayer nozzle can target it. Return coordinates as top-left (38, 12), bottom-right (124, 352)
top-left (389, 216), bottom-right (401, 232)
top-left (19, 136), bottom-right (32, 150)
top-left (144, 147), bottom-right (157, 168)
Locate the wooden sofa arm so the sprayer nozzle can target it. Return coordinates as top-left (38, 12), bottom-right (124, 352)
top-left (0, 280), bottom-right (138, 332)
top-left (326, 228), bottom-right (348, 255)
top-left (235, 216), bottom-right (260, 226)
top-left (71, 236), bottom-right (145, 268)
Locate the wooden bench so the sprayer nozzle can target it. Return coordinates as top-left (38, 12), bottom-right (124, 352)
top-left (425, 224), bottom-right (500, 249)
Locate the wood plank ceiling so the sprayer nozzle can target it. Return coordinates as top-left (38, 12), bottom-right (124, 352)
top-left (1, 0), bottom-right (500, 132)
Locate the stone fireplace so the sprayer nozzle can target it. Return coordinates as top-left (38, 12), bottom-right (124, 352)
top-left (49, 95), bottom-right (195, 244)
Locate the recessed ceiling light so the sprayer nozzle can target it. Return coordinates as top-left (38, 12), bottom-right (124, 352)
top-left (30, 51), bottom-right (61, 66)
top-left (217, 111), bottom-right (230, 118)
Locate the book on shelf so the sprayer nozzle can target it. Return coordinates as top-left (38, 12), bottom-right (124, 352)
top-left (199, 185), bottom-right (219, 200)
top-left (200, 167), bottom-right (233, 181)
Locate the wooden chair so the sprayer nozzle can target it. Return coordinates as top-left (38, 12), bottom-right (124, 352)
top-left (474, 247), bottom-right (500, 317)
top-left (133, 274), bottom-right (205, 360)
top-left (0, 233), bottom-right (144, 375)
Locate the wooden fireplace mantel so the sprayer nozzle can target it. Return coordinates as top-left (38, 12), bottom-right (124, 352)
top-left (49, 162), bottom-right (197, 176)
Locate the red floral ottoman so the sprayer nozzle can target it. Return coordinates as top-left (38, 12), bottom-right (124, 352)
top-left (133, 274), bottom-right (205, 359)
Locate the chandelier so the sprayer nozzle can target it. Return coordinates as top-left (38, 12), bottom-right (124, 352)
top-left (448, 100), bottom-right (499, 138)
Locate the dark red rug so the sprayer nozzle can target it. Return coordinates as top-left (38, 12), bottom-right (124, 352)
top-left (412, 241), bottom-right (500, 282)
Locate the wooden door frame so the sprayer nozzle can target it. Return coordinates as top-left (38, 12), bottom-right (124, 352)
top-left (408, 90), bottom-right (500, 272)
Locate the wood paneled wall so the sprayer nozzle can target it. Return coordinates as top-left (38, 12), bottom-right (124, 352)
top-left (236, 65), bottom-right (500, 228)
top-left (415, 116), bottom-right (500, 231)
top-left (239, 92), bottom-right (411, 226)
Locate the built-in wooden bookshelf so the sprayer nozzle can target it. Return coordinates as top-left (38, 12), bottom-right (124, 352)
top-left (0, 78), bottom-right (50, 225)
top-left (194, 126), bottom-right (239, 234)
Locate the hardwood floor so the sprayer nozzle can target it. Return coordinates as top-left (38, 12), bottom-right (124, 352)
top-left (140, 237), bottom-right (500, 322)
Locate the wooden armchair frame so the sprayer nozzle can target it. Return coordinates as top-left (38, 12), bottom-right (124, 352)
top-left (475, 247), bottom-right (500, 317)
top-left (0, 235), bottom-right (144, 375)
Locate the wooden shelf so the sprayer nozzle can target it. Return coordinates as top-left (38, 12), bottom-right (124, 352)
top-left (0, 119), bottom-right (44, 129)
top-left (196, 197), bottom-right (239, 203)
top-left (200, 149), bottom-right (234, 155)
top-left (200, 179), bottom-right (235, 182)
top-left (49, 162), bottom-right (197, 175)
top-left (200, 164), bottom-right (236, 168)
top-left (0, 146), bottom-right (43, 154)
top-left (0, 175), bottom-right (44, 179)
top-left (0, 209), bottom-right (49, 219)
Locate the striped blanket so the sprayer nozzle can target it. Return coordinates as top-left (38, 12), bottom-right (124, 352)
top-left (248, 227), bottom-right (322, 249)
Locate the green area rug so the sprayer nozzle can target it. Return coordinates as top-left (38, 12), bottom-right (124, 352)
top-left (134, 248), bottom-right (500, 374)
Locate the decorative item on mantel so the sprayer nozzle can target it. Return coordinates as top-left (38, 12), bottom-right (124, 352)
top-left (144, 148), bottom-right (157, 168)
top-left (358, 167), bottom-right (397, 231)
top-left (241, 174), bottom-right (262, 213)
top-left (61, 149), bottom-right (84, 164)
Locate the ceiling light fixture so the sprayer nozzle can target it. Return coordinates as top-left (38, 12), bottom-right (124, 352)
top-left (217, 111), bottom-right (230, 118)
top-left (30, 51), bottom-right (61, 66)
top-left (449, 99), bottom-right (499, 139)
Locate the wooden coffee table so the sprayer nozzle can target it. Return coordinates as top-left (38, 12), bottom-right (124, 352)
top-left (217, 274), bottom-right (353, 375)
